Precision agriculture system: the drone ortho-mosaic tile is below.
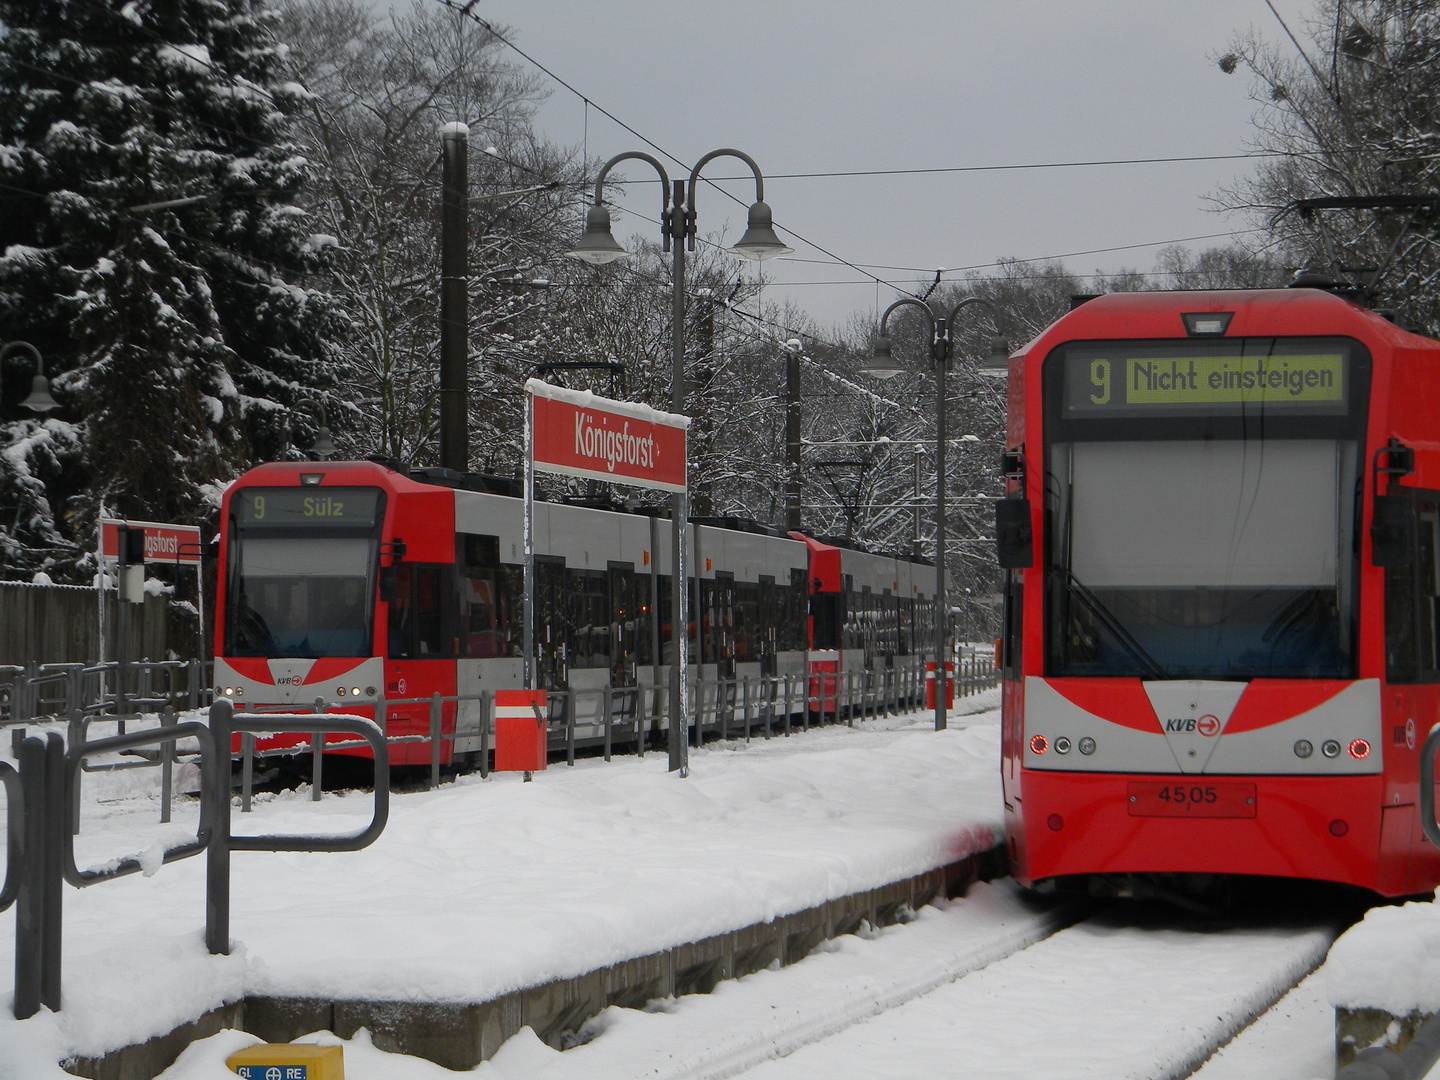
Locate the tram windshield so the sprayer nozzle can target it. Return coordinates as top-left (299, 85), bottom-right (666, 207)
top-left (1044, 337), bottom-right (1367, 680)
top-left (225, 487), bottom-right (383, 658)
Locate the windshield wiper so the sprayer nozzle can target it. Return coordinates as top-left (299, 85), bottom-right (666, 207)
top-left (1063, 570), bottom-right (1168, 681)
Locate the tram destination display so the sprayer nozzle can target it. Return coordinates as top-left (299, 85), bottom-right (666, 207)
top-left (1061, 343), bottom-right (1349, 418)
top-left (236, 486), bottom-right (382, 527)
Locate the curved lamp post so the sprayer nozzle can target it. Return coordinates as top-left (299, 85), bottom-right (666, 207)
top-left (860, 297), bottom-right (1009, 732)
top-left (567, 149), bottom-right (791, 775)
top-left (0, 341), bottom-right (59, 414)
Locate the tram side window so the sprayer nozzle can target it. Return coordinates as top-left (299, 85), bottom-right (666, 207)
top-left (1382, 493), bottom-right (1440, 683)
top-left (810, 589), bottom-right (841, 651)
top-left (1001, 570), bottom-right (1023, 675)
top-left (458, 534), bottom-right (520, 659)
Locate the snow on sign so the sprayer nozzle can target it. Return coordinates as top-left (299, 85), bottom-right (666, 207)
top-left (525, 378), bottom-right (690, 492)
top-left (100, 517), bottom-right (202, 565)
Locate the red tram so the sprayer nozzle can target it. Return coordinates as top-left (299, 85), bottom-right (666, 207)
top-left (999, 285), bottom-right (1440, 897)
top-left (213, 460), bottom-right (939, 765)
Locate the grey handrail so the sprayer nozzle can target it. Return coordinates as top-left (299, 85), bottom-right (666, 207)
top-left (62, 722), bottom-right (220, 886)
top-left (1422, 722), bottom-right (1440, 849)
top-left (1337, 1009), bottom-right (1440, 1079)
top-left (0, 760), bottom-right (18, 911)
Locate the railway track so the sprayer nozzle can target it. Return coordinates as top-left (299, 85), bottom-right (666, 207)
top-left (535, 882), bottom-right (1351, 1080)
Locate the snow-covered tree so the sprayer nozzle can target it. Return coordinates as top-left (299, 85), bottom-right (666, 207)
top-left (277, 0), bottom-right (581, 469)
top-left (1218, 0), bottom-right (1440, 330)
top-left (0, 0), bottom-right (343, 580)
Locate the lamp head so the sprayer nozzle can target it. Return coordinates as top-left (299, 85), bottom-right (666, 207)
top-left (730, 201), bottom-right (794, 261)
top-left (860, 333), bottom-right (906, 380)
top-left (566, 203), bottom-right (630, 265)
top-left (980, 334), bottom-right (1012, 377)
top-left (20, 374), bottom-right (58, 414)
top-left (311, 424), bottom-right (338, 460)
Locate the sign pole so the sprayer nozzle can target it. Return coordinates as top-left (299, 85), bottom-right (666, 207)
top-left (523, 391), bottom-right (535, 692)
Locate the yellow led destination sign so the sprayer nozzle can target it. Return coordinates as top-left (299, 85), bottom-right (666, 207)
top-left (1123, 354), bottom-right (1343, 405)
top-left (1060, 343), bottom-right (1350, 418)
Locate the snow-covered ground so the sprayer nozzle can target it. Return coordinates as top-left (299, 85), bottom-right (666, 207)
top-left (0, 694), bottom-right (1003, 1076)
top-left (2, 692), bottom-right (1424, 1080)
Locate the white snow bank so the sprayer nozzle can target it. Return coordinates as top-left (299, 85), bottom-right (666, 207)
top-left (1327, 896), bottom-right (1440, 1013)
top-left (0, 709), bottom-right (1003, 1069)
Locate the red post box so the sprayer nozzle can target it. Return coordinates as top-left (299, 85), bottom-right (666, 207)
top-left (925, 661), bottom-right (954, 709)
top-left (494, 689), bottom-right (547, 772)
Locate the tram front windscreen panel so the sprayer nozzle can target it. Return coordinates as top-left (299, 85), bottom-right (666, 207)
top-left (1044, 338), bottom-right (1368, 680)
top-left (226, 487), bottom-right (385, 658)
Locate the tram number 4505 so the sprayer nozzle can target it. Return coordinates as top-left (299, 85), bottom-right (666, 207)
top-left (1127, 780), bottom-right (1257, 819)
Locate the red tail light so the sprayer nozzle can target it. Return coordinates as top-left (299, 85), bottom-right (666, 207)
top-left (1029, 734), bottom-right (1048, 754)
top-left (1348, 738), bottom-right (1371, 760)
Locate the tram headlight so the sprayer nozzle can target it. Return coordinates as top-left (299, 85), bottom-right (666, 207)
top-left (1054, 736), bottom-right (1072, 755)
top-left (351, 687), bottom-right (361, 697)
top-left (1029, 734), bottom-right (1048, 755)
top-left (224, 687), bottom-right (234, 696)
top-left (337, 686), bottom-right (347, 696)
top-left (1322, 739), bottom-right (1342, 759)
top-left (365, 686), bottom-right (377, 697)
top-left (1078, 736), bottom-right (1096, 755)
top-left (1293, 739), bottom-right (1313, 759)
top-left (1348, 738), bottom-right (1371, 760)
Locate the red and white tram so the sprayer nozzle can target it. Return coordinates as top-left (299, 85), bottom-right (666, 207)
top-left (213, 459), bottom-right (939, 765)
top-left (1000, 285), bottom-right (1440, 897)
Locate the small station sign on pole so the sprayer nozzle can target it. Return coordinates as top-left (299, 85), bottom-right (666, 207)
top-left (97, 517), bottom-right (205, 712)
top-left (522, 379), bottom-right (691, 769)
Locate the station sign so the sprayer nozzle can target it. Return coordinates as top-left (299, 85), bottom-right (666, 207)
top-left (525, 379), bottom-right (689, 493)
top-left (100, 517), bottom-right (202, 565)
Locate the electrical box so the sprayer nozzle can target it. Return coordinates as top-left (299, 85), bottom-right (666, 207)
top-left (227, 1043), bottom-right (343, 1080)
top-left (494, 689), bottom-right (547, 772)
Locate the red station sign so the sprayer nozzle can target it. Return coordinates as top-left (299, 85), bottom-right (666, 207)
top-left (526, 379), bottom-right (689, 492)
top-left (100, 518), bottom-right (203, 565)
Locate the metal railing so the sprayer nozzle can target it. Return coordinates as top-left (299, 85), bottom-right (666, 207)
top-left (1, 701), bottom-right (387, 1019)
top-left (1, 658), bottom-right (214, 725)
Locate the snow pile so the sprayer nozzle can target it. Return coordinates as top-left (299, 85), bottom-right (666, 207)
top-left (0, 706), bottom-right (1003, 1071)
top-left (1326, 896), bottom-right (1440, 1013)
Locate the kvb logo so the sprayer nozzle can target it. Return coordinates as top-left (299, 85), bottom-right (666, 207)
top-left (274, 675), bottom-right (303, 686)
top-left (1162, 714), bottom-right (1222, 736)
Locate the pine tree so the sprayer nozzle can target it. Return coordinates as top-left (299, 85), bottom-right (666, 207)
top-left (0, 0), bottom-right (344, 580)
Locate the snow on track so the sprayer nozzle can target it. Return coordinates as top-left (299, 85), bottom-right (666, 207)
top-left (728, 909), bottom-right (1335, 1080)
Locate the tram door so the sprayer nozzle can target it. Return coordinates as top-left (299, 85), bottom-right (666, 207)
top-left (533, 556), bottom-right (568, 699)
top-left (758, 575), bottom-right (778, 677)
top-left (712, 572), bottom-right (736, 679)
top-left (608, 562), bottom-right (638, 688)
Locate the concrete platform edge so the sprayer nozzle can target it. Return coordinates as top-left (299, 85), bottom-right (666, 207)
top-left (63, 845), bottom-right (1007, 1078)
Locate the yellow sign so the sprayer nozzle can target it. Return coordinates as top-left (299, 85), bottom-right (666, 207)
top-left (1117, 354), bottom-right (1344, 406)
top-left (227, 1043), bottom-right (344, 1080)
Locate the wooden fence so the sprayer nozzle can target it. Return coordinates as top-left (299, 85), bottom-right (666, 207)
top-left (0, 582), bottom-right (169, 667)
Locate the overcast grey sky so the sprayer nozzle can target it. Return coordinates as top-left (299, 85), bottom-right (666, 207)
top-left (470, 1), bottom-right (1315, 333)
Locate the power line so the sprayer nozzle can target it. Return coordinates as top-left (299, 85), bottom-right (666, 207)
top-left (607, 151), bottom-right (1291, 184)
top-left (431, 0), bottom-right (914, 299)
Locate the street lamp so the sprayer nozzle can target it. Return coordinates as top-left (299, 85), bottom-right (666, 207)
top-left (859, 298), bottom-right (1009, 732)
top-left (567, 148), bottom-right (791, 775)
top-left (0, 341), bottom-right (59, 414)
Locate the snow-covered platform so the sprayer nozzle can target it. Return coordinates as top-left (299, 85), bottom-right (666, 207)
top-left (1, 694), bottom-right (1004, 1078)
